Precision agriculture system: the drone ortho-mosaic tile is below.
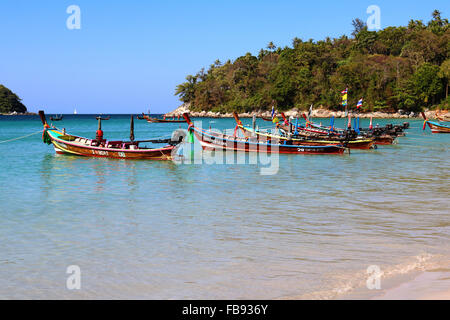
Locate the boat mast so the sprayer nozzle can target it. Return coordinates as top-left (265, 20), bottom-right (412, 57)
top-left (130, 115), bottom-right (135, 142)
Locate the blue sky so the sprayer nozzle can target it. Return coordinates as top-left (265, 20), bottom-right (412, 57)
top-left (0, 0), bottom-right (448, 113)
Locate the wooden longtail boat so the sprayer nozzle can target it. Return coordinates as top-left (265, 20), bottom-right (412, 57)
top-left (369, 135), bottom-right (395, 145)
top-left (182, 113), bottom-right (346, 155)
top-left (50, 115), bottom-right (63, 121)
top-left (39, 111), bottom-right (182, 160)
top-left (96, 116), bottom-right (110, 120)
top-left (145, 112), bottom-right (187, 123)
top-left (422, 112), bottom-right (450, 133)
top-left (233, 113), bottom-right (374, 149)
top-left (147, 117), bottom-right (187, 123)
top-left (435, 110), bottom-right (450, 122)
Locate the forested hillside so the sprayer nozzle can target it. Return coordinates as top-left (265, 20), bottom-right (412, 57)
top-left (0, 85), bottom-right (27, 114)
top-left (175, 10), bottom-right (449, 113)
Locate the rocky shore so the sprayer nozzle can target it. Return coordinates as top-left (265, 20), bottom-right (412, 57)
top-left (165, 103), bottom-right (440, 119)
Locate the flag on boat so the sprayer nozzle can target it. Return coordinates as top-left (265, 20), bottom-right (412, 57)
top-left (341, 88), bottom-right (348, 107)
top-left (357, 98), bottom-right (363, 109)
top-left (271, 106), bottom-right (275, 119)
top-left (308, 105), bottom-right (313, 120)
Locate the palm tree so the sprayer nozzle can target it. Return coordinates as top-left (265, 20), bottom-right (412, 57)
top-left (267, 42), bottom-right (276, 51)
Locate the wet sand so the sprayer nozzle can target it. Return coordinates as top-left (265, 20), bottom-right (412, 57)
top-left (372, 271), bottom-right (450, 300)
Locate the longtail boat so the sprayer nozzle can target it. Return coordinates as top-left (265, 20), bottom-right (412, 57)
top-left (435, 109), bottom-right (450, 122)
top-left (422, 112), bottom-right (450, 133)
top-left (146, 115), bottom-right (187, 123)
top-left (137, 114), bottom-right (148, 120)
top-left (233, 113), bottom-right (374, 150)
top-left (39, 111), bottom-right (183, 160)
top-left (137, 112), bottom-right (150, 120)
top-left (95, 116), bottom-right (110, 120)
top-left (50, 115), bottom-right (63, 121)
top-left (182, 113), bottom-right (346, 155)
top-left (147, 117), bottom-right (187, 123)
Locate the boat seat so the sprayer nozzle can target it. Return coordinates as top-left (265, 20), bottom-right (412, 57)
top-left (107, 141), bottom-right (123, 148)
top-left (123, 142), bottom-right (139, 149)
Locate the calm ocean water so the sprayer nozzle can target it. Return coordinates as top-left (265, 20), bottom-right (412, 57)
top-left (0, 114), bottom-right (448, 299)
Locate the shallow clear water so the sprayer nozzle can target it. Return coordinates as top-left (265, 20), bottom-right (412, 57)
top-left (0, 114), bottom-right (448, 299)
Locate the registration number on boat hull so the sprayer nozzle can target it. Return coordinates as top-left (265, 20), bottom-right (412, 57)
top-left (91, 150), bottom-right (109, 156)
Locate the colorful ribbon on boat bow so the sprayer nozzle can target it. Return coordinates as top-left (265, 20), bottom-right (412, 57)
top-left (42, 124), bottom-right (52, 144)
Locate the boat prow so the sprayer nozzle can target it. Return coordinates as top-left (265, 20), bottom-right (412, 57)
top-left (422, 112), bottom-right (450, 133)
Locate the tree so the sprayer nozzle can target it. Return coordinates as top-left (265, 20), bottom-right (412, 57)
top-left (428, 9), bottom-right (449, 35)
top-left (355, 28), bottom-right (378, 54)
top-left (439, 59), bottom-right (450, 98)
top-left (376, 27), bottom-right (407, 56)
top-left (0, 85), bottom-right (27, 114)
top-left (352, 18), bottom-right (366, 37)
top-left (174, 75), bottom-right (197, 103)
top-left (409, 63), bottom-right (444, 106)
top-left (267, 42), bottom-right (276, 51)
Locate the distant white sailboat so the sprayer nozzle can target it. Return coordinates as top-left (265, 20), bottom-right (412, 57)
top-left (74, 108), bottom-right (77, 115)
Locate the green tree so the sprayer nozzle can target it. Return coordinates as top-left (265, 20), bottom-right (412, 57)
top-left (351, 18), bottom-right (366, 37)
top-left (355, 28), bottom-right (378, 54)
top-left (267, 42), bottom-right (276, 51)
top-left (174, 75), bottom-right (197, 103)
top-left (409, 63), bottom-right (444, 106)
top-left (439, 59), bottom-right (450, 98)
top-left (427, 10), bottom-right (449, 35)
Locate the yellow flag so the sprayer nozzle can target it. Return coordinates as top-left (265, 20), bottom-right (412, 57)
top-left (342, 93), bottom-right (348, 106)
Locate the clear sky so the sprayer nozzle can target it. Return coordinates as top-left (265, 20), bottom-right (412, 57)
top-left (0, 0), bottom-right (448, 113)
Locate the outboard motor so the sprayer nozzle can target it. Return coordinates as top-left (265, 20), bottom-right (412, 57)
top-left (343, 129), bottom-right (357, 140)
top-left (372, 128), bottom-right (383, 137)
top-left (171, 129), bottom-right (187, 145)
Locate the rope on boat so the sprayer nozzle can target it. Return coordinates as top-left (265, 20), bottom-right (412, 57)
top-left (0, 130), bottom-right (42, 144)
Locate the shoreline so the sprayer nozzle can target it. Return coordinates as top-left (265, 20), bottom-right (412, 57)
top-left (165, 103), bottom-right (445, 119)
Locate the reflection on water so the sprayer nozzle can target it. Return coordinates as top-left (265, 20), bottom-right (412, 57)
top-left (0, 116), bottom-right (448, 299)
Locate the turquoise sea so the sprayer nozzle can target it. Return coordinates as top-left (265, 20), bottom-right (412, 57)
top-left (0, 114), bottom-right (449, 299)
